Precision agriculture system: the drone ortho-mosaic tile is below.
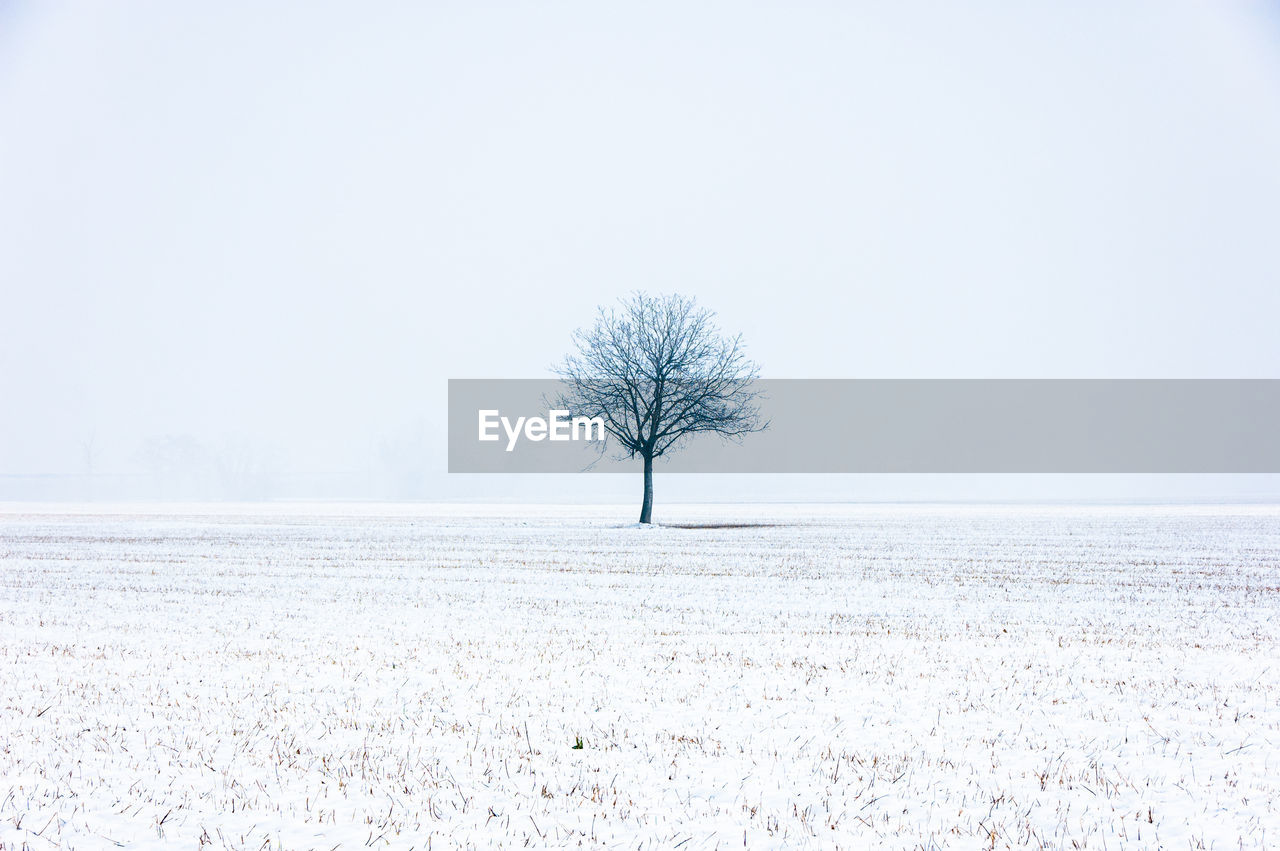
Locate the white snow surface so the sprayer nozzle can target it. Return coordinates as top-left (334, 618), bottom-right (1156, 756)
top-left (1, 502), bottom-right (1278, 849)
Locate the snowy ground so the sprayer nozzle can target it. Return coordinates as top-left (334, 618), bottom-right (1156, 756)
top-left (1, 502), bottom-right (1278, 849)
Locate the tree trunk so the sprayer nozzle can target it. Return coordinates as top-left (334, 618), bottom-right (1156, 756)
top-left (638, 454), bottom-right (654, 524)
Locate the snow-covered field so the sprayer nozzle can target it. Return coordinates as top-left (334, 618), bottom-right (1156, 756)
top-left (1, 503), bottom-right (1278, 849)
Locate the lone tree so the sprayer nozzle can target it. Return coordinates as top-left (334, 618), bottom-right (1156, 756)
top-left (555, 293), bottom-right (767, 524)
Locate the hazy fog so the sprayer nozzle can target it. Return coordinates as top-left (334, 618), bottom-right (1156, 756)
top-left (3, 2), bottom-right (1278, 501)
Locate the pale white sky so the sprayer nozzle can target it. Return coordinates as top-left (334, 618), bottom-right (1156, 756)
top-left (2, 1), bottom-right (1278, 499)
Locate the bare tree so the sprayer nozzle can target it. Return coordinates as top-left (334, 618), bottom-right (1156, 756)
top-left (555, 293), bottom-right (767, 524)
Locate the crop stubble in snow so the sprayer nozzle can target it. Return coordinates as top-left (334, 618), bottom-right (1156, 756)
top-left (1, 503), bottom-right (1278, 849)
